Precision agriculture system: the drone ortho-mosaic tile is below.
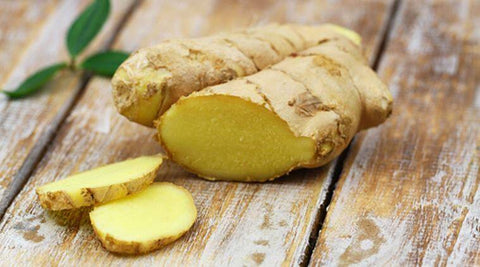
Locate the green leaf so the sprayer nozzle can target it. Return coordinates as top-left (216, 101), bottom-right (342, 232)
top-left (79, 50), bottom-right (129, 77)
top-left (2, 63), bottom-right (68, 99)
top-left (66, 0), bottom-right (111, 57)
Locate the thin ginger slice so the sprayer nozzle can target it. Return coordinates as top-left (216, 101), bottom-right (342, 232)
top-left (36, 155), bottom-right (163, 210)
top-left (90, 182), bottom-right (197, 254)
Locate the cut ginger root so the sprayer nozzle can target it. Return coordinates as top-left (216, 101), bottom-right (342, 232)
top-left (157, 34), bottom-right (392, 182)
top-left (90, 182), bottom-right (197, 254)
top-left (36, 155), bottom-right (163, 210)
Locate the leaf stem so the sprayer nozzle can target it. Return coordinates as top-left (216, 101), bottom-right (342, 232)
top-left (69, 57), bottom-right (77, 71)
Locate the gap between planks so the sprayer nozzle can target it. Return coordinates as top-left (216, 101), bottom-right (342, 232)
top-left (0, 1), bottom-right (399, 264)
top-left (0, 0), bottom-right (141, 221)
top-left (301, 0), bottom-right (403, 265)
top-left (310, 0), bottom-right (480, 264)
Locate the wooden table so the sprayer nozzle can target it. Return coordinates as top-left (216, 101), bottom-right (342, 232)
top-left (0, 0), bottom-right (478, 265)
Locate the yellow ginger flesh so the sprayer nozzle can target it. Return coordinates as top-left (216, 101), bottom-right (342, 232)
top-left (159, 95), bottom-right (315, 181)
top-left (90, 182), bottom-right (197, 254)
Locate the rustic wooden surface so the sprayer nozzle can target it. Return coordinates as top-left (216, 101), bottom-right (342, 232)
top-left (0, 0), bottom-right (393, 265)
top-left (311, 0), bottom-right (480, 266)
top-left (0, 0), bottom-right (136, 215)
top-left (0, 0), bottom-right (478, 266)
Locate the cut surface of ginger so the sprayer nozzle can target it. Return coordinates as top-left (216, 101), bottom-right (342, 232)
top-left (158, 95), bottom-right (315, 182)
top-left (90, 182), bottom-right (197, 254)
top-left (113, 67), bottom-right (171, 126)
top-left (36, 155), bottom-right (163, 210)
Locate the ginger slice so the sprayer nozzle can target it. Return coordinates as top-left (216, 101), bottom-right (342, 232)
top-left (90, 182), bottom-right (197, 254)
top-left (36, 155), bottom-right (163, 210)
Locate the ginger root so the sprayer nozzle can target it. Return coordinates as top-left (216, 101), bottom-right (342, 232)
top-left (112, 24), bottom-right (360, 127)
top-left (36, 155), bottom-right (163, 210)
top-left (90, 182), bottom-right (197, 254)
top-left (157, 33), bottom-right (392, 182)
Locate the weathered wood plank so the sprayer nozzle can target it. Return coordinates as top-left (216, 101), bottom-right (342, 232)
top-left (0, 0), bottom-right (394, 265)
top-left (0, 1), bottom-right (136, 214)
top-left (311, 0), bottom-right (480, 265)
top-left (0, 0), bottom-right (57, 84)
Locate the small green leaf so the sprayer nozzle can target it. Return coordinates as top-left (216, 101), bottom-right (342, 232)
top-left (66, 0), bottom-right (110, 57)
top-left (2, 63), bottom-right (68, 99)
top-left (79, 50), bottom-right (129, 77)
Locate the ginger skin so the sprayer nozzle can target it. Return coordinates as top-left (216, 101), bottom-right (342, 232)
top-left (112, 24), bottom-right (361, 127)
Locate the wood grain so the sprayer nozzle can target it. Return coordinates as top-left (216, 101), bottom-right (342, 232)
top-left (0, 0), bottom-right (57, 84)
top-left (0, 1), bottom-right (136, 214)
top-left (0, 0), bottom-right (393, 265)
top-left (311, 0), bottom-right (480, 265)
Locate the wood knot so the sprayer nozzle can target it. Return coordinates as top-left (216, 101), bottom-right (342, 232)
top-left (251, 253), bottom-right (265, 264)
